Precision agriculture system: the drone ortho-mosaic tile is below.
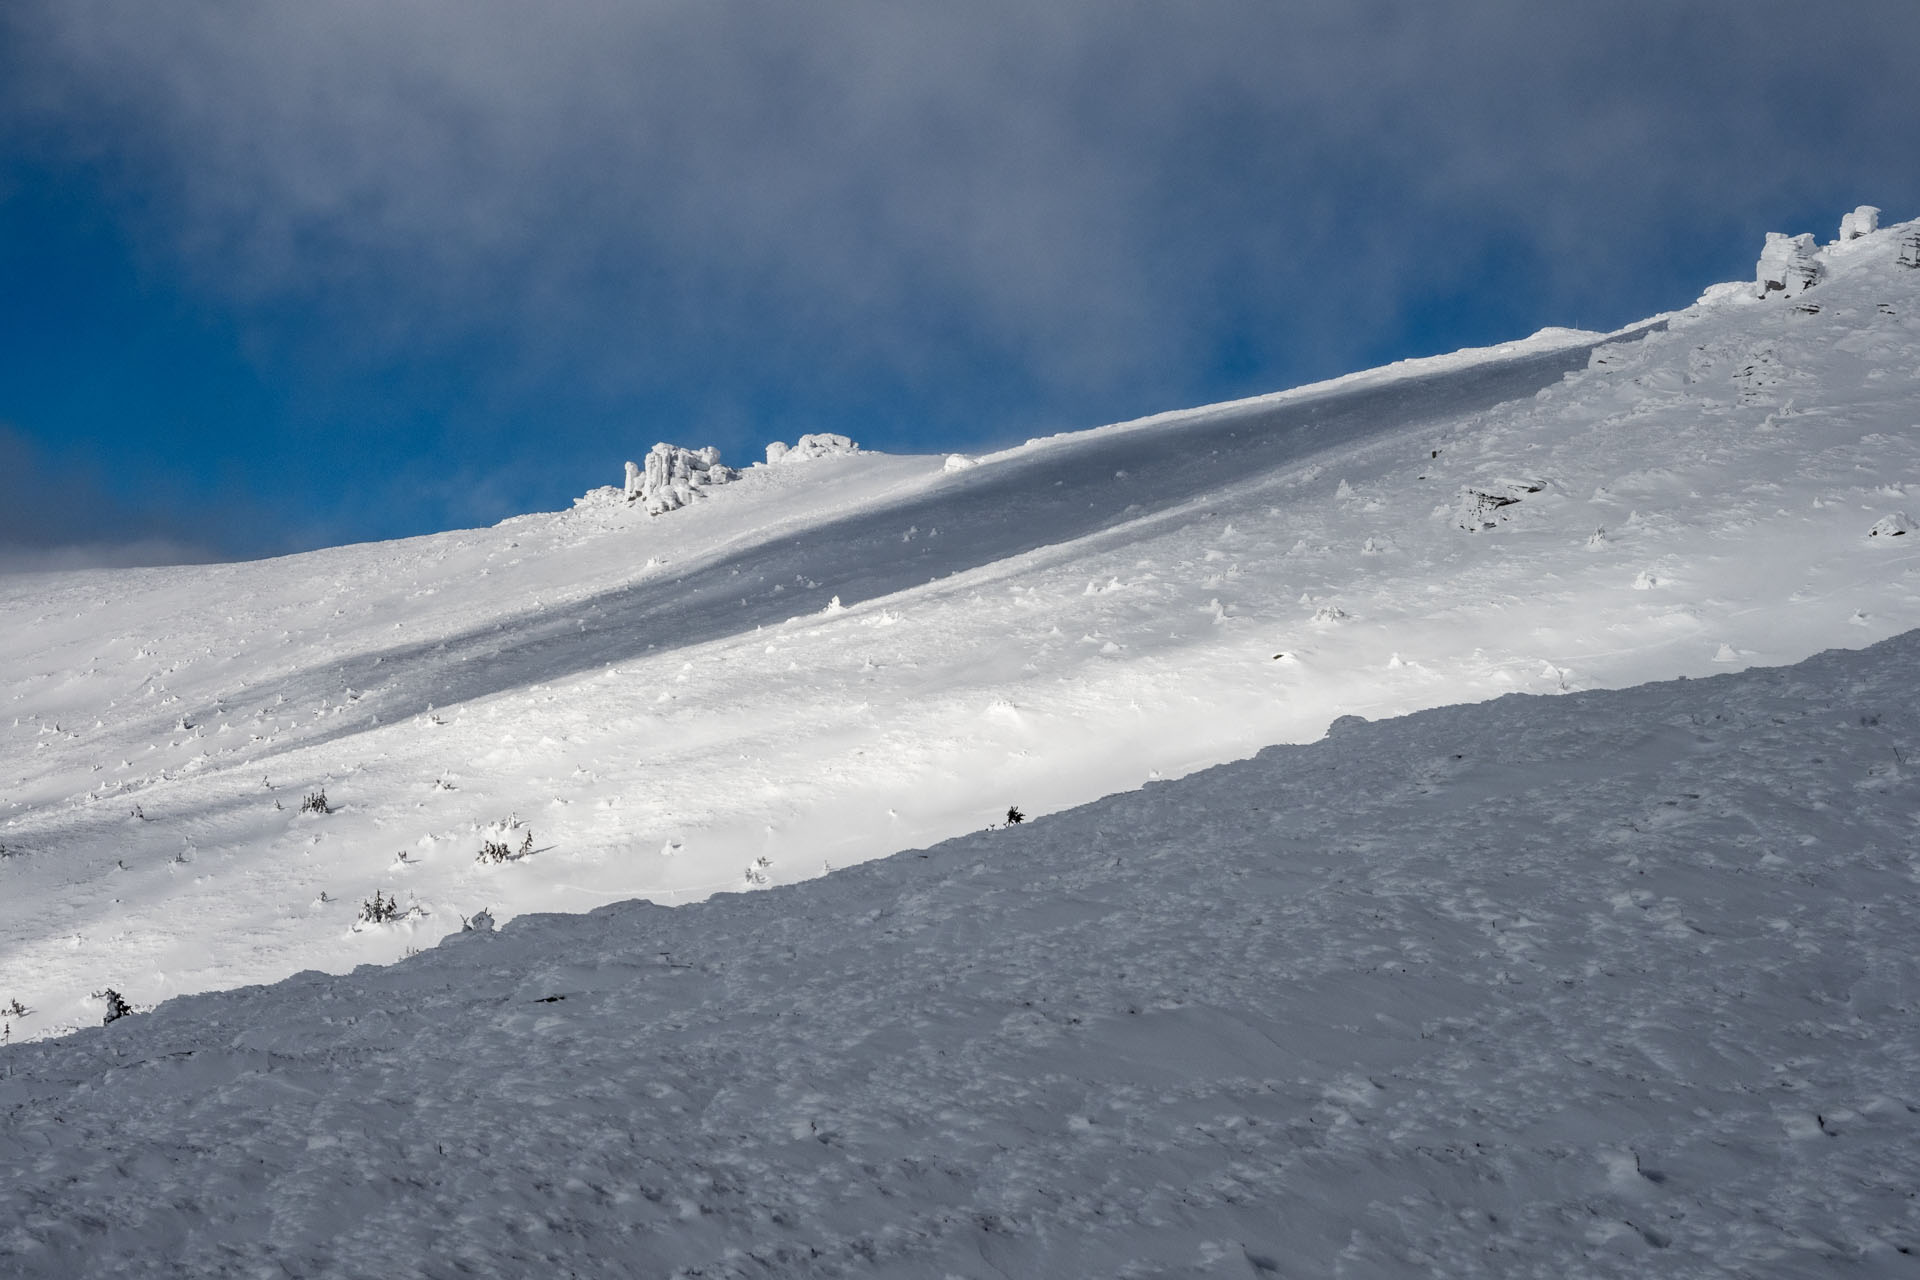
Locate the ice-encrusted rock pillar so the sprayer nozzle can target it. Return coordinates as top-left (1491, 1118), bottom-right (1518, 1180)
top-left (1755, 232), bottom-right (1822, 299)
top-left (624, 443), bottom-right (738, 513)
top-left (1839, 206), bottom-right (1881, 241)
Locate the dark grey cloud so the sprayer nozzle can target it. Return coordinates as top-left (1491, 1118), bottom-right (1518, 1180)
top-left (0, 425), bottom-right (231, 574)
top-left (5, 2), bottom-right (1918, 480)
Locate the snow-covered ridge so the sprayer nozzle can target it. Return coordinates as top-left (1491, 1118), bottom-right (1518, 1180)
top-left (618, 434), bottom-right (863, 517)
top-left (2, 211), bottom-right (1918, 1041)
top-left (4, 630), bottom-right (1917, 1275)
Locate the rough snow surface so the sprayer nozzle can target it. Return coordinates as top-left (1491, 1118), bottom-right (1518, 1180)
top-left (3, 217), bottom-right (1920, 1042)
top-left (4, 633), bottom-right (1919, 1276)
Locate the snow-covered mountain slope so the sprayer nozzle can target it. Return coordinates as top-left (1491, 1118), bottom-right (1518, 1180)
top-left (4, 631), bottom-right (1918, 1278)
top-left (4, 216), bottom-right (1920, 1039)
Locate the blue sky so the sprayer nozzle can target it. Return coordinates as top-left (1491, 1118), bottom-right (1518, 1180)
top-left (2, 1), bottom-right (1916, 564)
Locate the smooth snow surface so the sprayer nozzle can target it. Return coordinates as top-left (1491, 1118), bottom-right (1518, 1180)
top-left (4, 634), bottom-right (1919, 1276)
top-left (3, 219), bottom-right (1920, 1045)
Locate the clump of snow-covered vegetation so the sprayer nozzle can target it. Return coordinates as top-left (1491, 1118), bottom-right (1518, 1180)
top-left (474, 814), bottom-right (536, 864)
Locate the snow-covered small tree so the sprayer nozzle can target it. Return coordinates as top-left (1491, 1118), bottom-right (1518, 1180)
top-left (94, 989), bottom-right (132, 1025)
top-left (358, 890), bottom-right (402, 925)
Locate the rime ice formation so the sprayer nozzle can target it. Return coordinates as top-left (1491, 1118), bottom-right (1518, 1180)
top-left (765, 432), bottom-right (860, 465)
top-left (624, 442), bottom-right (737, 514)
top-left (1840, 204), bottom-right (1881, 241)
top-left (1754, 231), bottom-right (1823, 299)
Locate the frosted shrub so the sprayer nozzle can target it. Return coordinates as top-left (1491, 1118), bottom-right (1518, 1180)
top-left (300, 789), bottom-right (331, 815)
top-left (358, 891), bottom-right (402, 925)
top-left (94, 989), bottom-right (132, 1025)
top-left (475, 818), bottom-right (536, 864)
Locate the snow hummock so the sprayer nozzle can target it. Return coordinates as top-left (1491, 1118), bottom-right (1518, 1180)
top-left (1868, 511), bottom-right (1916, 539)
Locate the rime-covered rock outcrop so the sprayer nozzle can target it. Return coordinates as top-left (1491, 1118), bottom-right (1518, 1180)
top-left (1839, 205), bottom-right (1881, 241)
top-left (623, 443), bottom-right (737, 514)
top-left (765, 432), bottom-right (859, 465)
top-left (1754, 231), bottom-right (1823, 299)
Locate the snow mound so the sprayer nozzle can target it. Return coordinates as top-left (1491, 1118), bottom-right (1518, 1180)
top-left (1868, 511), bottom-right (1916, 539)
top-left (571, 485), bottom-right (623, 510)
top-left (765, 433), bottom-right (859, 465)
top-left (1449, 481), bottom-right (1544, 531)
top-left (1754, 231), bottom-right (1823, 299)
top-left (623, 443), bottom-right (737, 514)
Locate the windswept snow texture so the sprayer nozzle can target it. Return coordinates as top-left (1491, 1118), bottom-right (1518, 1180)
top-left (4, 634), bottom-right (1920, 1277)
top-left (4, 219), bottom-right (1920, 1037)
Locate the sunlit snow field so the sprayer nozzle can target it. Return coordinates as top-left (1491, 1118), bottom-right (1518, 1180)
top-left (4, 222), bottom-right (1920, 1044)
top-left (5, 215), bottom-right (1920, 1275)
